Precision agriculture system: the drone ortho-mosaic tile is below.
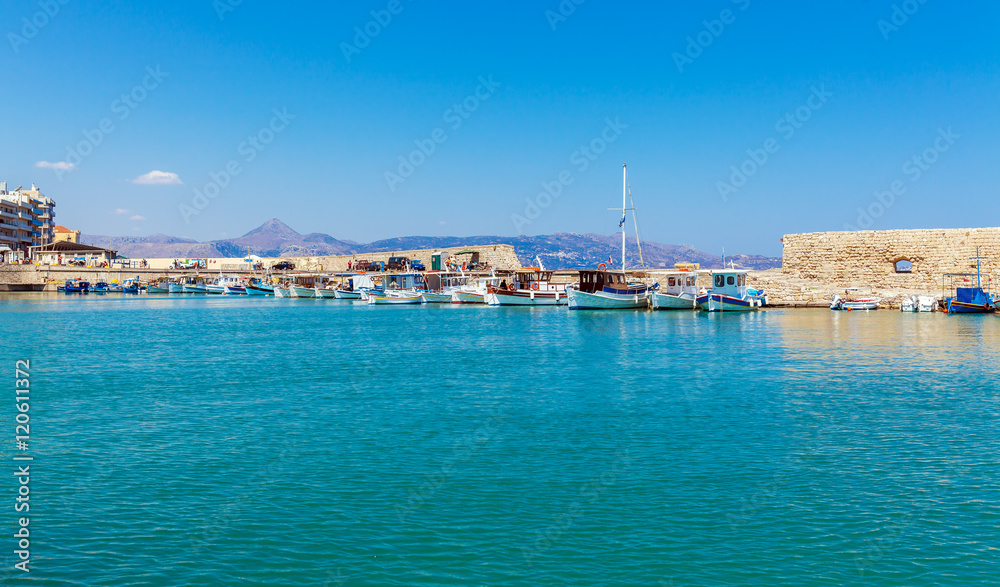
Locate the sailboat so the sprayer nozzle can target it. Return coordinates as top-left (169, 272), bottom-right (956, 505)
top-left (567, 164), bottom-right (657, 310)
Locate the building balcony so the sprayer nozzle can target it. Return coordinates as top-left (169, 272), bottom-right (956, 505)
top-left (0, 210), bottom-right (16, 220)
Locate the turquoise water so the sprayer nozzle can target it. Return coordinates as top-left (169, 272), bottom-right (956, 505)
top-left (2, 294), bottom-right (999, 586)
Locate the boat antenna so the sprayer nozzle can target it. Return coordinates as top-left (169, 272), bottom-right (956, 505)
top-left (722, 247), bottom-right (726, 269)
top-left (607, 163), bottom-right (634, 271)
top-left (971, 246), bottom-right (986, 288)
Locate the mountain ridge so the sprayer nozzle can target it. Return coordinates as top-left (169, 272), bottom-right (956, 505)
top-left (82, 219), bottom-right (781, 270)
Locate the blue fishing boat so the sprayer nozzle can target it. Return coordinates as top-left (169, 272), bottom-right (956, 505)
top-left (121, 278), bottom-right (141, 294)
top-left (696, 269), bottom-right (763, 312)
top-left (943, 248), bottom-right (995, 314)
top-left (64, 279), bottom-right (90, 293)
top-left (92, 281), bottom-right (110, 293)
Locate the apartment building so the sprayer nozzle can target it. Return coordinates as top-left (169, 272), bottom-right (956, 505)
top-left (0, 181), bottom-right (56, 257)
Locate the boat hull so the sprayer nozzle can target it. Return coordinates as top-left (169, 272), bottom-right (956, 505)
top-left (146, 285), bottom-right (169, 294)
top-left (451, 290), bottom-right (486, 304)
top-left (290, 286), bottom-right (315, 298)
top-left (168, 283), bottom-right (184, 293)
top-left (223, 286), bottom-right (247, 295)
top-left (206, 285), bottom-right (225, 295)
top-left (273, 287), bottom-right (290, 298)
top-left (650, 292), bottom-right (696, 310)
top-left (315, 288), bottom-right (337, 299)
top-left (485, 289), bottom-right (567, 306)
top-left (697, 293), bottom-right (759, 312)
top-left (946, 300), bottom-right (995, 314)
top-left (334, 289), bottom-right (363, 300)
top-left (245, 285), bottom-right (272, 296)
top-left (368, 293), bottom-right (422, 305)
top-left (567, 289), bottom-right (649, 310)
top-left (421, 291), bottom-right (454, 304)
top-left (183, 284), bottom-right (208, 294)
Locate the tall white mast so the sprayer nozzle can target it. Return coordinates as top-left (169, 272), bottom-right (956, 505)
top-left (621, 163), bottom-right (627, 271)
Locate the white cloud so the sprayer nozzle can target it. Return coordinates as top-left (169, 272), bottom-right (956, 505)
top-left (35, 161), bottom-right (77, 171)
top-left (131, 170), bottom-right (182, 185)
top-left (130, 215), bottom-right (146, 221)
top-left (114, 208), bottom-right (131, 215)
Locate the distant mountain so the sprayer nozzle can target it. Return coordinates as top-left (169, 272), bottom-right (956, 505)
top-left (82, 219), bottom-right (781, 270)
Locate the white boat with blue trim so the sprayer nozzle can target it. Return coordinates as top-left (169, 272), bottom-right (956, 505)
top-left (696, 269), bottom-right (763, 312)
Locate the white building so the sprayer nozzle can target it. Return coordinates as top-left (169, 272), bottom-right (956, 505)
top-left (0, 182), bottom-right (56, 258)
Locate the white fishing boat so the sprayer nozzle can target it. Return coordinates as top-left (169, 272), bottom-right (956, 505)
top-left (367, 290), bottom-right (423, 305)
top-left (452, 274), bottom-right (500, 304)
top-left (314, 287), bottom-right (337, 299)
top-left (335, 289), bottom-right (363, 300)
top-left (273, 287), bottom-right (290, 298)
top-left (567, 164), bottom-right (657, 310)
top-left (145, 279), bottom-right (170, 294)
top-left (168, 280), bottom-right (184, 293)
top-left (422, 272), bottom-right (469, 303)
top-left (650, 270), bottom-right (703, 310)
top-left (485, 268), bottom-right (567, 306)
top-left (830, 289), bottom-right (881, 311)
top-left (181, 277), bottom-right (209, 293)
top-left (900, 295), bottom-right (938, 312)
top-left (696, 269), bottom-right (763, 312)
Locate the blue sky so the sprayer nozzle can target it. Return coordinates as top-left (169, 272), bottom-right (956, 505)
top-left (2, 1), bottom-right (998, 256)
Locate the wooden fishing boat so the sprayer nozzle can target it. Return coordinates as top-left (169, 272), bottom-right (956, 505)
top-left (273, 287), bottom-right (290, 298)
top-left (485, 269), bottom-right (567, 306)
top-left (567, 164), bottom-right (657, 310)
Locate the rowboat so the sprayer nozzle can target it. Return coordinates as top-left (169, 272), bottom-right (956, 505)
top-left (697, 270), bottom-right (763, 312)
top-left (829, 290), bottom-right (880, 311)
top-left (900, 295), bottom-right (938, 312)
top-left (485, 269), bottom-right (567, 306)
top-left (367, 291), bottom-right (423, 305)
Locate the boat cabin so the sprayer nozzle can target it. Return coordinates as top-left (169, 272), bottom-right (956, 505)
top-left (508, 268), bottom-right (564, 293)
top-left (424, 272), bottom-right (468, 291)
top-left (708, 269), bottom-right (748, 298)
top-left (660, 270), bottom-right (702, 297)
top-left (576, 270), bottom-right (635, 294)
top-left (942, 273), bottom-right (993, 305)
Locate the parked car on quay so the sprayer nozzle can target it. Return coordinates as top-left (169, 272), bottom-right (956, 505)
top-left (272, 261), bottom-right (295, 271)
